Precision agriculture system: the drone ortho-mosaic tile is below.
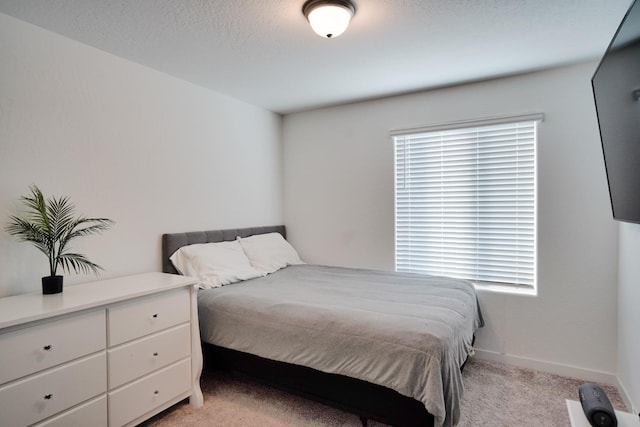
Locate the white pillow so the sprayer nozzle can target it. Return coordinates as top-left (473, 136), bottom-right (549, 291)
top-left (170, 240), bottom-right (262, 289)
top-left (238, 232), bottom-right (304, 275)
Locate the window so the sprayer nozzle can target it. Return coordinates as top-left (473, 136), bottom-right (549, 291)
top-left (393, 114), bottom-right (542, 291)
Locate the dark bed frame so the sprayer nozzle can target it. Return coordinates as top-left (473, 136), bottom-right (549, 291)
top-left (162, 225), bottom-right (435, 427)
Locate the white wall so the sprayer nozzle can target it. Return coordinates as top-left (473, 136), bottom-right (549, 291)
top-left (283, 62), bottom-right (620, 377)
top-left (0, 13), bottom-right (283, 297)
top-left (1, 7), bottom-right (627, 391)
top-left (618, 223), bottom-right (640, 413)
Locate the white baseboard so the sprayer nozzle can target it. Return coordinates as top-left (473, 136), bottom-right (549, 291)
top-left (473, 349), bottom-right (617, 386)
top-left (616, 376), bottom-right (638, 416)
top-left (472, 349), bottom-right (637, 415)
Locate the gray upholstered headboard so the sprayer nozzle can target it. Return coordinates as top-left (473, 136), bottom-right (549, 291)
top-left (161, 225), bottom-right (286, 274)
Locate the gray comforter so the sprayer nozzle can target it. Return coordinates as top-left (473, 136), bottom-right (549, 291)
top-left (198, 265), bottom-right (483, 427)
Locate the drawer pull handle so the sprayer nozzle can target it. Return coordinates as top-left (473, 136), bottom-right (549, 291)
top-left (43, 345), bottom-right (52, 351)
top-left (44, 394), bottom-right (53, 400)
top-left (152, 313), bottom-right (158, 319)
top-left (153, 352), bottom-right (159, 357)
top-left (154, 390), bottom-right (159, 396)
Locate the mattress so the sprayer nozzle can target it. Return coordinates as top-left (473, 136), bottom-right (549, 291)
top-left (197, 264), bottom-right (483, 427)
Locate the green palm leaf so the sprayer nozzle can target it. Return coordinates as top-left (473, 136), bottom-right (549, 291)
top-left (5, 216), bottom-right (51, 256)
top-left (5, 185), bottom-right (114, 277)
top-left (58, 252), bottom-right (104, 275)
top-left (65, 218), bottom-right (115, 240)
top-left (47, 195), bottom-right (75, 242)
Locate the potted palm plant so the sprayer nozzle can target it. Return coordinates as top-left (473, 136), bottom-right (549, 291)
top-left (5, 185), bottom-right (115, 294)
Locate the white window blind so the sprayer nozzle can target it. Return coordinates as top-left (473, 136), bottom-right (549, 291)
top-left (393, 116), bottom-right (540, 288)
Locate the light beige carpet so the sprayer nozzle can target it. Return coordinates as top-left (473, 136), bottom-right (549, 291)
top-left (142, 358), bottom-right (627, 427)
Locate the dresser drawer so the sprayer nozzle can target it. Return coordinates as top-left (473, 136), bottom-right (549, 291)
top-left (33, 395), bottom-right (107, 427)
top-left (108, 289), bottom-right (190, 346)
top-left (0, 309), bottom-right (106, 384)
top-left (0, 352), bottom-right (106, 427)
top-left (108, 359), bottom-right (191, 427)
top-left (108, 323), bottom-right (191, 389)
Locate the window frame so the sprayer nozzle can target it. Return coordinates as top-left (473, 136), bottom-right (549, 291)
top-left (391, 113), bottom-right (544, 295)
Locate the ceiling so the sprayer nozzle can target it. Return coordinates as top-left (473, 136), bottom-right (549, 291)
top-left (0, 0), bottom-right (633, 114)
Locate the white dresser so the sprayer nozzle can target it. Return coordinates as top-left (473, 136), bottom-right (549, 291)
top-left (0, 272), bottom-right (203, 427)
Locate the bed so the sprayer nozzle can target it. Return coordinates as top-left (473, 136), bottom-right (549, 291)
top-left (162, 225), bottom-right (483, 427)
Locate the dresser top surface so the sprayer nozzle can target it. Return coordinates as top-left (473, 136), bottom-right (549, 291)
top-left (0, 272), bottom-right (197, 330)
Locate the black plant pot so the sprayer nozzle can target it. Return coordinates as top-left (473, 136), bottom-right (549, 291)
top-left (42, 275), bottom-right (63, 294)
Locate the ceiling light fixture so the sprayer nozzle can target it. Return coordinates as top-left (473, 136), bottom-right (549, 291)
top-left (302, 0), bottom-right (356, 39)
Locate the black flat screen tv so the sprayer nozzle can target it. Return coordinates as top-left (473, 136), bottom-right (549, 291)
top-left (592, 0), bottom-right (640, 224)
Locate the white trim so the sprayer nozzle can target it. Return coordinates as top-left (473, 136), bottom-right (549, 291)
top-left (390, 112), bottom-right (545, 136)
top-left (473, 352), bottom-right (639, 415)
top-left (473, 349), bottom-right (618, 386)
top-left (617, 375), bottom-right (639, 415)
top-left (474, 282), bottom-right (537, 296)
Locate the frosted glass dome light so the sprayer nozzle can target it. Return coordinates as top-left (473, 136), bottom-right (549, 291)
top-left (303, 0), bottom-right (356, 39)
